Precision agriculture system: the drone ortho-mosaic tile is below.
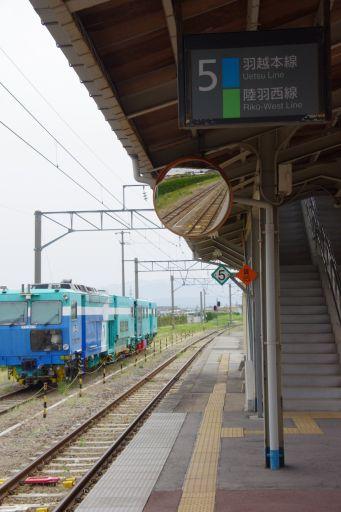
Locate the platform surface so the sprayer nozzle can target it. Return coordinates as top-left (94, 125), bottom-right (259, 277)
top-left (75, 331), bottom-right (341, 512)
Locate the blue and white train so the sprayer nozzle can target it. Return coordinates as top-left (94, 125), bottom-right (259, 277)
top-left (0, 281), bottom-right (157, 384)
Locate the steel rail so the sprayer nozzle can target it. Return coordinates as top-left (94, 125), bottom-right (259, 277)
top-left (53, 330), bottom-right (219, 512)
top-left (185, 187), bottom-right (226, 236)
top-left (162, 182), bottom-right (218, 223)
top-left (0, 330), bottom-right (221, 506)
top-left (0, 386), bottom-right (50, 416)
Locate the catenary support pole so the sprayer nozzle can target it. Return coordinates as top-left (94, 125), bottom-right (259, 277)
top-left (171, 274), bottom-right (175, 329)
top-left (120, 231), bottom-right (126, 296)
top-left (134, 257), bottom-right (139, 299)
top-left (200, 291), bottom-right (203, 322)
top-left (34, 210), bottom-right (42, 284)
top-left (203, 289), bottom-right (206, 321)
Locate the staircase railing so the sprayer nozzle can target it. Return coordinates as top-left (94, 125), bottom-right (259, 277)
top-left (304, 197), bottom-right (341, 324)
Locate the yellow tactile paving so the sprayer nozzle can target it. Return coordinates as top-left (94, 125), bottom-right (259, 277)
top-left (291, 415), bottom-right (323, 434)
top-left (218, 353), bottom-right (230, 374)
top-left (177, 354), bottom-right (230, 512)
top-left (284, 427), bottom-right (299, 434)
top-left (285, 411), bottom-right (341, 419)
top-left (244, 429), bottom-right (264, 436)
top-left (240, 427), bottom-right (300, 436)
top-left (221, 427), bottom-right (244, 438)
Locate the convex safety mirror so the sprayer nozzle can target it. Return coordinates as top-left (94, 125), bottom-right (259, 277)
top-left (153, 157), bottom-right (232, 238)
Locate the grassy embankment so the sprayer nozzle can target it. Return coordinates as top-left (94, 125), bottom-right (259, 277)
top-left (155, 172), bottom-right (220, 212)
top-left (155, 312), bottom-right (242, 339)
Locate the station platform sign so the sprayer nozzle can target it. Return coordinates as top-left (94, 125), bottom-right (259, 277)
top-left (179, 27), bottom-right (330, 128)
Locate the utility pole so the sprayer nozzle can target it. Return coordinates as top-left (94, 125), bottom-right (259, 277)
top-left (170, 274), bottom-right (175, 329)
top-left (200, 291), bottom-right (203, 323)
top-left (203, 289), bottom-right (206, 322)
top-left (34, 210), bottom-right (42, 284)
top-left (119, 231), bottom-right (126, 296)
top-left (134, 257), bottom-right (139, 299)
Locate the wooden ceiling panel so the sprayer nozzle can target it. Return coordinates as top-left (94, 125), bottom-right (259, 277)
top-left (104, 46), bottom-right (174, 82)
top-left (79, 0), bottom-right (163, 30)
top-left (183, 1), bottom-right (247, 34)
top-left (117, 64), bottom-right (176, 97)
top-left (259, 0), bottom-right (319, 28)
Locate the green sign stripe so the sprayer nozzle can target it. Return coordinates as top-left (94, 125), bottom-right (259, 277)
top-left (223, 89), bottom-right (240, 118)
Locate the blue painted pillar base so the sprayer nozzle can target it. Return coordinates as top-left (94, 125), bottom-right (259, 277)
top-left (279, 447), bottom-right (285, 467)
top-left (266, 447), bottom-right (285, 469)
top-left (270, 450), bottom-right (280, 470)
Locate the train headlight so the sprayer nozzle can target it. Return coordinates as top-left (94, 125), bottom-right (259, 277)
top-left (63, 294), bottom-right (68, 302)
top-left (63, 344), bottom-right (69, 351)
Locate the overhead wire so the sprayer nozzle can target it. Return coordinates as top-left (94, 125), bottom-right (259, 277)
top-left (0, 118), bottom-right (185, 263)
top-left (0, 77), bottom-right (179, 251)
top-left (0, 80), bottom-right (122, 208)
top-left (0, 45), bottom-right (124, 185)
top-left (0, 52), bottom-right (186, 262)
top-left (0, 119), bottom-right (130, 230)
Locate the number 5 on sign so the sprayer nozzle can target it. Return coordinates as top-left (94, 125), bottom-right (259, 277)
top-left (211, 264), bottom-right (231, 286)
top-left (198, 59), bottom-right (217, 91)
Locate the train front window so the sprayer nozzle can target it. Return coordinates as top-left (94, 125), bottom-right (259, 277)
top-left (0, 301), bottom-right (27, 325)
top-left (30, 329), bottom-right (63, 351)
top-left (31, 301), bottom-right (62, 325)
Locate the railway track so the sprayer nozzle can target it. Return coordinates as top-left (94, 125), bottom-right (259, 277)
top-left (162, 181), bottom-right (218, 224)
top-left (0, 329), bottom-right (220, 512)
top-left (0, 386), bottom-right (47, 416)
top-left (162, 181), bottom-right (227, 236)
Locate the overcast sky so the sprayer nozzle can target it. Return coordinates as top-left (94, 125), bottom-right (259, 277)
top-left (0, 0), bottom-right (242, 307)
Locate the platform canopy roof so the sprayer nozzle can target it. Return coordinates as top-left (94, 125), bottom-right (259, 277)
top-left (30, 0), bottom-right (341, 269)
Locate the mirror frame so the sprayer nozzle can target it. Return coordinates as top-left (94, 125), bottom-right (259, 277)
top-left (153, 156), bottom-right (233, 238)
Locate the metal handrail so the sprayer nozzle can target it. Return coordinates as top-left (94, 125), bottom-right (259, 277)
top-left (304, 197), bottom-right (341, 324)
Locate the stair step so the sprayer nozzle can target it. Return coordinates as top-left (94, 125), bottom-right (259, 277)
top-left (283, 364), bottom-right (341, 375)
top-left (282, 343), bottom-right (336, 354)
top-left (281, 314), bottom-right (330, 324)
top-left (280, 273), bottom-right (319, 280)
top-left (281, 288), bottom-right (323, 297)
top-left (283, 375), bottom-right (341, 386)
top-left (284, 387), bottom-right (341, 399)
top-left (281, 280), bottom-right (321, 289)
top-left (280, 265), bottom-right (317, 272)
top-left (281, 324), bottom-right (332, 333)
top-left (280, 297), bottom-right (326, 306)
top-left (280, 305), bottom-right (328, 314)
top-left (282, 353), bottom-right (339, 364)
top-left (282, 333), bottom-right (334, 342)
top-left (283, 399), bottom-right (341, 411)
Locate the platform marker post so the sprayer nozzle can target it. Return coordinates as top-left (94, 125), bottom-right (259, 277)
top-left (78, 358), bottom-right (83, 398)
top-left (43, 382), bottom-right (47, 419)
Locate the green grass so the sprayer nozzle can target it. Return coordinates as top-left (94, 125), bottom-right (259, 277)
top-left (155, 174), bottom-right (220, 212)
top-left (155, 313), bottom-right (242, 339)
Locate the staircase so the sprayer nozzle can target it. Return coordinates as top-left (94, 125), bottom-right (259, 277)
top-left (279, 201), bottom-right (341, 411)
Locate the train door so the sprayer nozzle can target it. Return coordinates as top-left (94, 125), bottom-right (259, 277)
top-left (80, 294), bottom-right (87, 366)
top-left (108, 320), bottom-right (116, 354)
top-left (135, 301), bottom-right (142, 339)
